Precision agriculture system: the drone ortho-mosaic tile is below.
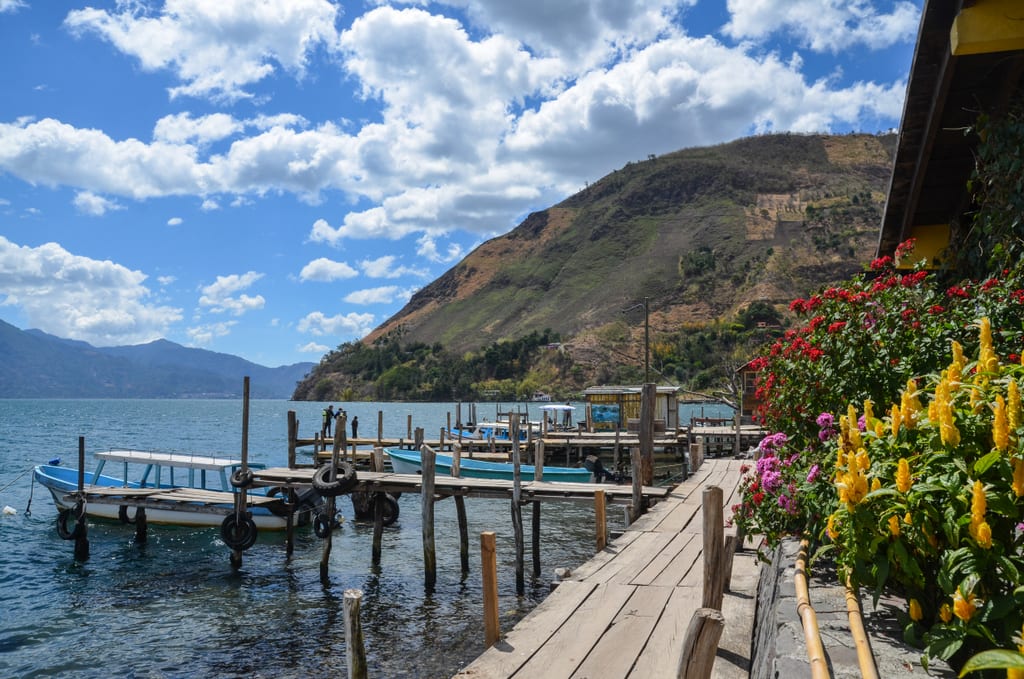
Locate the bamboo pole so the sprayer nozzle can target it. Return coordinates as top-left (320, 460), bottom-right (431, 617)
top-left (846, 575), bottom-right (880, 679)
top-left (795, 538), bottom-right (830, 679)
top-left (344, 588), bottom-right (368, 679)
top-left (421, 444), bottom-right (437, 592)
top-left (481, 531), bottom-right (500, 646)
top-left (701, 486), bottom-right (725, 610)
top-left (595, 489), bottom-right (607, 552)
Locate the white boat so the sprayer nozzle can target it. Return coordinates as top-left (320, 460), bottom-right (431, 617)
top-left (33, 450), bottom-right (319, 531)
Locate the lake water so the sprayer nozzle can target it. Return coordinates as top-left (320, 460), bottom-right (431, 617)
top-left (0, 398), bottom-right (732, 678)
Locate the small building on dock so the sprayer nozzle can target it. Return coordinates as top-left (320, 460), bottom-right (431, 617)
top-left (582, 385), bottom-right (680, 434)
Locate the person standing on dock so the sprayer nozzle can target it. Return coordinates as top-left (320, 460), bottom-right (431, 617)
top-left (323, 405), bottom-right (334, 436)
top-left (351, 416), bottom-right (359, 439)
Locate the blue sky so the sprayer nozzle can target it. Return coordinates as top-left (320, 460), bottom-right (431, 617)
top-left (0, 0), bottom-right (921, 368)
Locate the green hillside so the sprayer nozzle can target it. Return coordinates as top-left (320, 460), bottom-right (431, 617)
top-left (295, 132), bottom-right (897, 401)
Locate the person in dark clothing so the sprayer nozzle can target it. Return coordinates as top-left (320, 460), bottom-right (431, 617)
top-left (351, 416), bottom-right (359, 439)
top-left (323, 405), bottom-right (334, 436)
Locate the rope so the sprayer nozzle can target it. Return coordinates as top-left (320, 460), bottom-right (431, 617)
top-left (0, 467), bottom-right (36, 516)
top-left (795, 537), bottom-right (831, 678)
top-left (0, 466), bottom-right (33, 495)
top-left (845, 576), bottom-right (880, 679)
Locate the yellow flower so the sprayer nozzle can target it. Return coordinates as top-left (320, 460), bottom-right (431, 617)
top-left (871, 477), bottom-right (881, 492)
top-left (909, 598), bottom-right (923, 622)
top-left (1009, 380), bottom-right (1022, 434)
top-left (874, 420), bottom-right (885, 438)
top-left (846, 405), bottom-right (862, 449)
top-left (1013, 458), bottom-right (1024, 498)
top-left (904, 511), bottom-right (912, 525)
top-left (949, 340), bottom-right (964, 388)
top-left (901, 379), bottom-right (922, 430)
top-left (976, 521), bottom-right (993, 549)
top-left (936, 378), bottom-right (960, 447)
top-left (979, 317), bottom-right (999, 375)
top-left (863, 399), bottom-right (874, 425)
top-left (994, 394), bottom-right (1009, 451)
top-left (826, 513), bottom-right (839, 540)
top-left (891, 404), bottom-right (902, 437)
top-left (888, 515), bottom-right (901, 537)
top-left (896, 458), bottom-right (911, 493)
top-left (857, 449), bottom-right (870, 471)
top-left (953, 587), bottom-right (977, 621)
top-left (971, 480), bottom-right (987, 525)
top-left (939, 602), bottom-right (952, 623)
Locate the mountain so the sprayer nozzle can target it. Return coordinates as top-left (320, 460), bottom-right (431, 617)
top-left (296, 133), bottom-right (898, 399)
top-left (364, 133), bottom-right (895, 353)
top-left (0, 321), bottom-right (313, 398)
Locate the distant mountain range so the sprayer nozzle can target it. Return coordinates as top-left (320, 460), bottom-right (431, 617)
top-left (0, 319), bottom-right (314, 398)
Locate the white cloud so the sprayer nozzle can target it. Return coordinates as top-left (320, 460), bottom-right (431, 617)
top-left (0, 235), bottom-right (182, 345)
top-left (153, 112), bottom-right (242, 145)
top-left (200, 199), bottom-right (219, 210)
top-left (167, 216), bottom-right (183, 226)
top-left (417, 234), bottom-right (465, 263)
top-left (359, 255), bottom-right (429, 279)
top-left (300, 340), bottom-right (330, 353)
top-left (63, 0), bottom-right (344, 102)
top-left (299, 257), bottom-right (358, 282)
top-left (297, 310), bottom-right (376, 337)
top-left (723, 0), bottom-right (920, 52)
top-left (198, 271), bottom-right (265, 315)
top-left (73, 190), bottom-right (122, 216)
top-left (0, 0), bottom-right (26, 14)
top-left (187, 320), bottom-right (237, 346)
top-left (157, 275), bottom-right (176, 286)
top-left (344, 285), bottom-right (418, 305)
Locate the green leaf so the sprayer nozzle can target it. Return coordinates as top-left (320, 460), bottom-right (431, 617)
top-left (958, 649), bottom-right (1024, 676)
top-left (972, 450), bottom-right (1001, 475)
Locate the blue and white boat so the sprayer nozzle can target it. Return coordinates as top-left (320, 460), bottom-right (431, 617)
top-left (385, 447), bottom-right (594, 483)
top-left (33, 450), bottom-right (316, 530)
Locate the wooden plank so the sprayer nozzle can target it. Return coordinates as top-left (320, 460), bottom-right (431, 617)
top-left (570, 584), bottom-right (674, 679)
top-left (514, 582), bottom-right (636, 678)
top-left (632, 531), bottom-right (699, 586)
top-left (628, 585), bottom-right (702, 678)
top-left (650, 532), bottom-right (704, 588)
top-left (601, 531), bottom-right (677, 585)
top-left (452, 581), bottom-right (599, 678)
top-left (563, 529), bottom-right (644, 581)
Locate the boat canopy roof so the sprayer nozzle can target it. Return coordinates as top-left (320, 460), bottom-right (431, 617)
top-left (538, 404), bottom-right (575, 411)
top-left (94, 450), bottom-right (242, 471)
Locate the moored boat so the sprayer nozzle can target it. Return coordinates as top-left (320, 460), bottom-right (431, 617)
top-left (33, 450), bottom-right (319, 530)
top-left (385, 447), bottom-right (594, 483)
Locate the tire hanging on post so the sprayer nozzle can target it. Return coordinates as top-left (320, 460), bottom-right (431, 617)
top-left (311, 462), bottom-right (357, 497)
top-left (220, 511), bottom-right (258, 551)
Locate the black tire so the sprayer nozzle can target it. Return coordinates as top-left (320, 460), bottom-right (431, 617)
top-left (380, 493), bottom-right (399, 527)
top-left (117, 505), bottom-right (137, 524)
top-left (230, 468), bottom-right (255, 489)
top-left (56, 507), bottom-right (82, 540)
top-left (311, 462), bottom-right (357, 497)
top-left (312, 512), bottom-right (334, 538)
top-left (220, 512), bottom-right (258, 551)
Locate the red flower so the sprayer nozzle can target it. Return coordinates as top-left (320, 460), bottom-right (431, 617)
top-left (870, 256), bottom-right (892, 271)
top-left (928, 305), bottom-right (945, 314)
top-left (947, 286), bottom-right (970, 298)
top-left (752, 492), bottom-right (765, 505)
top-left (827, 321), bottom-right (846, 334)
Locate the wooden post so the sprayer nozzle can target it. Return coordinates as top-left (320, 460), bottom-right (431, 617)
top-left (701, 486), bottom-right (725, 610)
top-left (452, 443), bottom-right (470, 572)
top-left (372, 447), bottom-right (384, 565)
top-left (723, 533), bottom-right (739, 591)
top-left (440, 427), bottom-right (446, 452)
top-left (676, 608), bottom-right (725, 679)
top-left (630, 446), bottom-right (642, 523)
top-left (344, 588), bottom-right (368, 679)
top-left (595, 488), bottom-right (607, 552)
top-left (414, 427), bottom-right (424, 451)
top-left (532, 501), bottom-right (541, 577)
top-left (231, 377), bottom-right (251, 570)
top-left (613, 425), bottom-right (621, 471)
top-left (640, 383), bottom-right (655, 486)
top-left (320, 495), bottom-right (335, 583)
top-left (74, 436), bottom-right (89, 560)
top-left (421, 444), bottom-right (437, 592)
top-left (511, 420), bottom-right (525, 595)
top-left (377, 410), bottom-right (383, 444)
top-left (287, 410), bottom-right (298, 468)
top-left (481, 531), bottom-right (500, 646)
top-left (407, 414), bottom-right (412, 440)
top-left (534, 440), bottom-right (544, 482)
top-left (134, 507), bottom-right (147, 544)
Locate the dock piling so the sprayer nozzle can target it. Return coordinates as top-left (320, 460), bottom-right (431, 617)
top-left (421, 443), bottom-right (437, 592)
top-left (372, 447), bottom-right (385, 565)
top-left (344, 588), bottom-right (368, 679)
top-left (677, 608), bottom-right (725, 679)
top-left (701, 486), bottom-right (725, 610)
top-left (451, 443), bottom-right (470, 573)
top-left (74, 436), bottom-right (89, 561)
top-left (510, 421), bottom-right (525, 595)
top-left (595, 489), bottom-right (607, 552)
top-left (480, 531), bottom-right (500, 646)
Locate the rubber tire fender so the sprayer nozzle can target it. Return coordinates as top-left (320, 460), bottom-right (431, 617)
top-left (380, 493), bottom-right (400, 527)
top-left (311, 462), bottom-right (357, 497)
top-left (312, 512), bottom-right (335, 539)
top-left (56, 507), bottom-right (83, 540)
top-left (230, 468), bottom-right (255, 489)
top-left (220, 512), bottom-right (258, 551)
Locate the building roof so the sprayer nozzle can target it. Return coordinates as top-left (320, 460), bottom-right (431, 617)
top-left (877, 0), bottom-right (1024, 258)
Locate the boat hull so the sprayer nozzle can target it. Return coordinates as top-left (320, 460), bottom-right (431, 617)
top-left (34, 465), bottom-right (292, 530)
top-left (385, 449), bottom-right (593, 483)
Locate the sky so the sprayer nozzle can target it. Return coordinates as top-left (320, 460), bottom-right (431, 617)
top-left (0, 0), bottom-right (922, 368)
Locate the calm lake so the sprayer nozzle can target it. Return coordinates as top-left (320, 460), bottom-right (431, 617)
top-left (0, 398), bottom-right (732, 678)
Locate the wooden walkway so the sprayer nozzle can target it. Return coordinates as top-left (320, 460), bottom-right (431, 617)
top-left (453, 457), bottom-right (749, 679)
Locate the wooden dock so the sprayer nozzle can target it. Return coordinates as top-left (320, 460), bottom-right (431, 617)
top-left (453, 457), bottom-right (749, 678)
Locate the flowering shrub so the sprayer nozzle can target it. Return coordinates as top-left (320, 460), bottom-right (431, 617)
top-left (736, 247), bottom-right (1024, 670)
